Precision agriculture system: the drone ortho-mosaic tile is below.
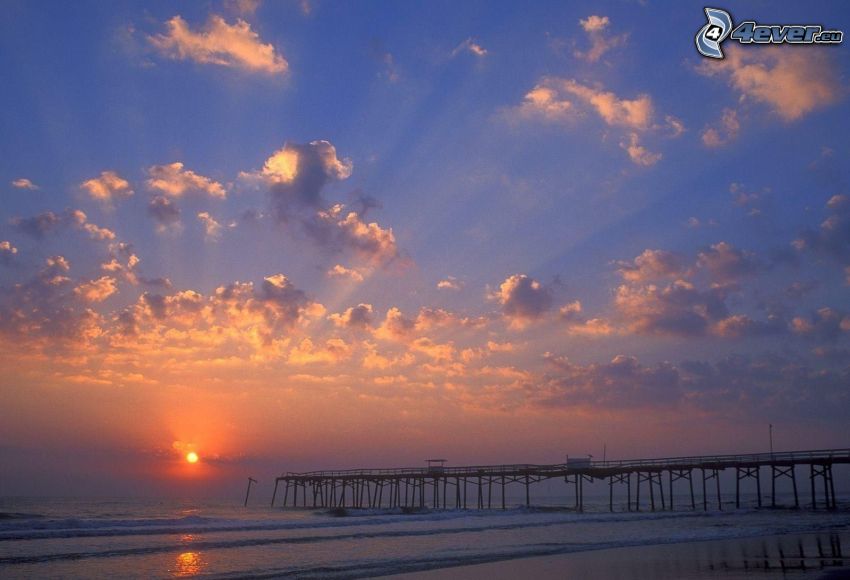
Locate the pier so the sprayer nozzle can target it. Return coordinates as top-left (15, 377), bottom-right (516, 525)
top-left (271, 448), bottom-right (848, 512)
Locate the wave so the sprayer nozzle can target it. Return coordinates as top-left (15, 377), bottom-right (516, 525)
top-left (0, 505), bottom-right (714, 542)
top-left (0, 508), bottom-right (833, 566)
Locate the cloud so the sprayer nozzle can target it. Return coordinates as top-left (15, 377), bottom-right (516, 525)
top-left (327, 264), bottom-right (365, 282)
top-left (696, 242), bottom-right (759, 284)
top-left (491, 274), bottom-right (552, 327)
top-left (147, 196), bottom-right (181, 230)
top-left (80, 171), bottom-right (133, 203)
top-left (146, 163), bottom-right (227, 198)
top-left (698, 46), bottom-right (839, 121)
top-left (288, 337), bottom-right (352, 364)
top-left (225, 0), bottom-right (261, 16)
top-left (0, 241), bottom-right (18, 264)
top-left (574, 15), bottom-right (627, 62)
top-left (11, 178), bottom-right (38, 190)
top-left (512, 78), bottom-right (667, 164)
top-left (197, 212), bottom-right (225, 239)
top-left (374, 307), bottom-right (416, 341)
top-left (620, 132), bottom-right (662, 166)
top-left (328, 303), bottom-right (374, 329)
top-left (74, 276), bottom-right (118, 303)
top-left (11, 209), bottom-right (115, 241)
top-left (242, 140), bottom-right (352, 217)
top-left (558, 300), bottom-right (615, 336)
top-left (0, 256), bottom-right (103, 344)
top-left (537, 353), bottom-right (681, 409)
top-left (614, 279), bottom-right (730, 337)
top-left (535, 352), bottom-right (850, 417)
top-left (149, 15), bottom-right (288, 75)
top-left (616, 249), bottom-right (688, 282)
top-left (791, 307), bottom-right (850, 342)
top-left (795, 195), bottom-right (850, 265)
top-left (451, 37), bottom-right (488, 58)
top-left (701, 108), bottom-right (740, 148)
top-left (437, 276), bottom-right (463, 290)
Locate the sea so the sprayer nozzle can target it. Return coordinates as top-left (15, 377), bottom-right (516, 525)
top-left (1, 492), bottom-right (848, 579)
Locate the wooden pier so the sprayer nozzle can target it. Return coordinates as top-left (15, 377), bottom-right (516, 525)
top-left (271, 449), bottom-right (848, 512)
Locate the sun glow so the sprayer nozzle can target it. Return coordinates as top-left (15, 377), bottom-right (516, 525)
top-left (186, 451), bottom-right (199, 464)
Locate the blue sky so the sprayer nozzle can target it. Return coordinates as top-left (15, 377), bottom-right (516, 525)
top-left (1, 0), bottom-right (849, 495)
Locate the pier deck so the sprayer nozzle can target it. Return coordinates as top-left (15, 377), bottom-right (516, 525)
top-left (272, 448), bottom-right (849, 512)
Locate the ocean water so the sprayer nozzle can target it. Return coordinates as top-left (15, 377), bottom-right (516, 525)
top-left (1, 494), bottom-right (848, 579)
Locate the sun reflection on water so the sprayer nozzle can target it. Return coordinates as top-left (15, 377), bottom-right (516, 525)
top-left (171, 551), bottom-right (206, 577)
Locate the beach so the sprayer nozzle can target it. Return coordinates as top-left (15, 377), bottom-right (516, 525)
top-left (1, 496), bottom-right (849, 578)
top-left (392, 532), bottom-right (850, 579)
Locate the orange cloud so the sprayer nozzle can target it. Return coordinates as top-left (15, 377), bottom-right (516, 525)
top-left (150, 15), bottom-right (288, 75)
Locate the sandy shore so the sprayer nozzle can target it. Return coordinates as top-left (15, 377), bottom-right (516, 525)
top-left (388, 531), bottom-right (850, 579)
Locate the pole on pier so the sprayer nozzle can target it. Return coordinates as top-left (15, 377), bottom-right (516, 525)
top-left (669, 470), bottom-right (674, 511)
top-left (244, 477), bottom-right (257, 507)
top-left (501, 475), bottom-right (506, 510)
top-left (736, 467), bottom-right (741, 509)
top-left (689, 470), bottom-right (695, 510)
top-left (271, 478), bottom-right (280, 508)
top-left (525, 474), bottom-right (531, 507)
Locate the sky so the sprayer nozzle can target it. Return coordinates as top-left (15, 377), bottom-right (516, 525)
top-left (1, 0), bottom-right (849, 498)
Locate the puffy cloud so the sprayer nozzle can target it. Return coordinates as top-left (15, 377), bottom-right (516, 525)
top-left (243, 140), bottom-right (352, 217)
top-left (559, 79), bottom-right (654, 130)
top-left (225, 0), bottom-right (261, 16)
top-left (696, 242), bottom-right (759, 283)
top-left (512, 78), bottom-right (669, 165)
top-left (149, 15), bottom-right (288, 75)
top-left (515, 85), bottom-right (574, 122)
top-left (558, 300), bottom-right (616, 336)
top-left (332, 210), bottom-right (398, 264)
top-left (795, 195), bottom-right (850, 265)
top-left (437, 276), bottom-right (463, 291)
top-left (535, 352), bottom-right (850, 416)
top-left (0, 241), bottom-right (19, 264)
top-left (451, 37), bottom-right (487, 58)
top-left (616, 249), bottom-right (688, 282)
top-left (620, 132), bottom-right (661, 166)
top-left (374, 307), bottom-right (416, 341)
top-left (328, 303), bottom-right (374, 329)
top-left (698, 46), bottom-right (839, 121)
top-left (614, 279), bottom-right (729, 337)
top-left (575, 15), bottom-right (627, 62)
top-left (791, 307), bottom-right (850, 342)
top-left (146, 163), bottom-right (227, 198)
top-left (536, 353), bottom-right (682, 409)
top-left (74, 276), bottom-right (118, 303)
top-left (0, 256), bottom-right (103, 344)
top-left (701, 108), bottom-right (740, 148)
top-left (288, 337), bottom-right (352, 364)
top-left (80, 171), bottom-right (133, 203)
top-left (10, 209), bottom-right (115, 241)
top-left (11, 178), bottom-right (38, 190)
top-left (197, 212), bottom-right (224, 239)
top-left (327, 264), bottom-right (365, 282)
top-left (147, 196), bottom-right (181, 229)
top-left (491, 274), bottom-right (552, 327)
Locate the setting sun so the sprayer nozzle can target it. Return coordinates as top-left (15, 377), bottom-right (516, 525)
top-left (186, 452), bottom-right (199, 464)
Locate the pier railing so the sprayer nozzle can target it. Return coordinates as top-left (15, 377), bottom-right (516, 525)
top-left (281, 448), bottom-right (850, 478)
top-left (272, 448), bottom-right (848, 512)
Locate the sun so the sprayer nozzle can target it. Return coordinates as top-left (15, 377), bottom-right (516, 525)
top-left (186, 451), bottom-right (199, 464)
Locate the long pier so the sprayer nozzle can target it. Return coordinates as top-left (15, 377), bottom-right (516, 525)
top-left (271, 449), bottom-right (848, 512)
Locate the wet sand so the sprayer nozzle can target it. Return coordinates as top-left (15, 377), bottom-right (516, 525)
top-left (389, 531), bottom-right (850, 579)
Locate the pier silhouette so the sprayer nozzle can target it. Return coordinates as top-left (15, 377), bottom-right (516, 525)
top-left (272, 449), bottom-right (848, 512)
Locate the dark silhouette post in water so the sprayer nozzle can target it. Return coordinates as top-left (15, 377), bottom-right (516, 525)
top-left (244, 477), bottom-right (257, 507)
